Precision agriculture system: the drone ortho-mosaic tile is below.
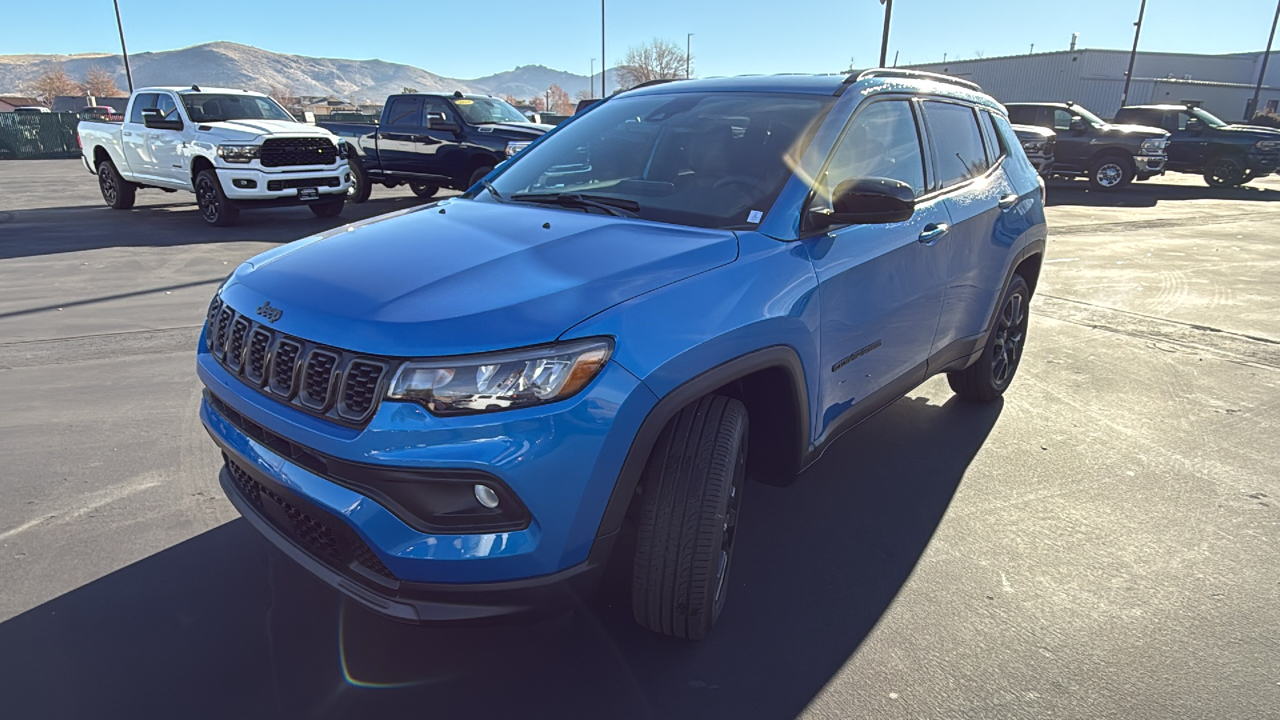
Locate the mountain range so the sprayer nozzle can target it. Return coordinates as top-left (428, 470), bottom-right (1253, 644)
top-left (0, 42), bottom-right (620, 103)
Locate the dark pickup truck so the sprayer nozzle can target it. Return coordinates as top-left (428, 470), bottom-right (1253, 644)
top-left (321, 92), bottom-right (551, 202)
top-left (1006, 102), bottom-right (1169, 190)
top-left (1112, 104), bottom-right (1280, 187)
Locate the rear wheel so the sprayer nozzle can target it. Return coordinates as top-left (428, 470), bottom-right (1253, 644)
top-left (1205, 156), bottom-right (1247, 187)
top-left (195, 169), bottom-right (239, 227)
top-left (632, 395), bottom-right (748, 640)
top-left (948, 274), bottom-right (1030, 402)
top-left (347, 157), bottom-right (372, 203)
top-left (309, 197), bottom-right (345, 218)
top-left (409, 182), bottom-right (439, 198)
top-left (1088, 155), bottom-right (1133, 190)
top-left (97, 158), bottom-right (136, 209)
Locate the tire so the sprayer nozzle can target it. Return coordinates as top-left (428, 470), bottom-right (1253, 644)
top-left (97, 158), bottom-right (136, 210)
top-left (468, 165), bottom-right (494, 189)
top-left (409, 182), bottom-right (439, 198)
top-left (347, 157), bottom-right (372, 203)
top-left (1088, 155), bottom-right (1133, 190)
top-left (194, 168), bottom-right (239, 227)
top-left (1242, 169), bottom-right (1263, 184)
top-left (948, 274), bottom-right (1031, 402)
top-left (632, 395), bottom-right (748, 640)
top-left (1204, 156), bottom-right (1247, 187)
top-left (309, 197), bottom-right (345, 218)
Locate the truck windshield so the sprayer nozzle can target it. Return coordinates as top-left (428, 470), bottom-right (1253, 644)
top-left (454, 97), bottom-right (530, 125)
top-left (1189, 107), bottom-right (1228, 128)
top-left (486, 91), bottom-right (833, 230)
top-left (182, 94), bottom-right (294, 123)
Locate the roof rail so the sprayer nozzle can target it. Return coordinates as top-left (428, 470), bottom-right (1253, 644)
top-left (849, 69), bottom-right (982, 93)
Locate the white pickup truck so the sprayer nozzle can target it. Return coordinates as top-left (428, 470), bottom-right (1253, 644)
top-left (78, 86), bottom-right (350, 226)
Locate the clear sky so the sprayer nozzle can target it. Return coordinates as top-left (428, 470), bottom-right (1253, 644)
top-left (6, 0), bottom-right (1279, 79)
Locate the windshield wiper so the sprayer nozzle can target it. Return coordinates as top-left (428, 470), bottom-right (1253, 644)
top-left (508, 193), bottom-right (640, 218)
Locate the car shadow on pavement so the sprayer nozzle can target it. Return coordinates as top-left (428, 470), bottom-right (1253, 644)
top-left (1046, 178), bottom-right (1280, 208)
top-left (0, 393), bottom-right (1002, 720)
top-left (0, 197), bottom-right (429, 261)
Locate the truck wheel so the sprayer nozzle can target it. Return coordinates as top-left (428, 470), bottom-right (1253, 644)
top-left (97, 158), bottom-right (136, 210)
top-left (632, 395), bottom-right (748, 640)
top-left (468, 165), bottom-right (494, 189)
top-left (1204, 156), bottom-right (1246, 187)
top-left (309, 197), bottom-right (345, 218)
top-left (1088, 155), bottom-right (1133, 190)
top-left (347, 158), bottom-right (372, 203)
top-left (948, 274), bottom-right (1031, 402)
top-left (409, 183), bottom-right (439, 199)
top-left (195, 169), bottom-right (239, 227)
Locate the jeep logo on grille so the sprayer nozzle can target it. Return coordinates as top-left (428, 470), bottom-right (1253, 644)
top-left (256, 301), bottom-right (283, 323)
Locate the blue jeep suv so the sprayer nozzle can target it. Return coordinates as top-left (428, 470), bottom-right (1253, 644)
top-left (199, 70), bottom-right (1047, 639)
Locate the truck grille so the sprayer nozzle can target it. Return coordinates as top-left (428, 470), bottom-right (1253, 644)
top-left (224, 454), bottom-right (397, 582)
top-left (206, 296), bottom-right (392, 427)
top-left (260, 137), bottom-right (338, 167)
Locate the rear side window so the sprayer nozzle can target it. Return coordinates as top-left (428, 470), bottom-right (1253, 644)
top-left (385, 96), bottom-right (422, 127)
top-left (978, 110), bottom-right (1003, 165)
top-left (129, 93), bottom-right (156, 124)
top-left (1006, 106), bottom-right (1033, 125)
top-left (922, 101), bottom-right (989, 188)
top-left (823, 99), bottom-right (926, 198)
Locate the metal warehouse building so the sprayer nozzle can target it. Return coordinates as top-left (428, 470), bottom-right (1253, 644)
top-left (906, 49), bottom-right (1280, 121)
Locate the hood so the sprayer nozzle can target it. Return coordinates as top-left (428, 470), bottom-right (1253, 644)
top-left (195, 119), bottom-right (337, 143)
top-left (219, 199), bottom-right (738, 357)
top-left (1103, 123), bottom-right (1168, 139)
top-left (478, 121), bottom-right (554, 139)
top-left (1219, 124), bottom-right (1280, 138)
top-left (1012, 124), bottom-right (1055, 141)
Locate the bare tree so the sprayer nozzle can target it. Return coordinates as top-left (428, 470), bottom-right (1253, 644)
top-left (575, 88), bottom-right (594, 102)
top-left (504, 94), bottom-right (520, 105)
top-left (80, 65), bottom-right (124, 98)
top-left (547, 84), bottom-right (572, 115)
top-left (268, 85), bottom-right (299, 112)
top-left (401, 87), bottom-right (419, 94)
top-left (26, 66), bottom-right (81, 106)
top-left (616, 38), bottom-right (689, 91)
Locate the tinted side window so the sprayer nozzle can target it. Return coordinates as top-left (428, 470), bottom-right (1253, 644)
top-left (129, 93), bottom-right (156, 124)
top-left (823, 100), bottom-right (926, 198)
top-left (923, 101), bottom-right (989, 188)
top-left (978, 110), bottom-right (1003, 165)
top-left (386, 96), bottom-right (422, 126)
top-left (1006, 106), bottom-right (1034, 125)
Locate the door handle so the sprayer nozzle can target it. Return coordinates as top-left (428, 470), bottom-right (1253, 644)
top-left (122, 131), bottom-right (132, 137)
top-left (918, 223), bottom-right (949, 245)
top-left (998, 193), bottom-right (1019, 209)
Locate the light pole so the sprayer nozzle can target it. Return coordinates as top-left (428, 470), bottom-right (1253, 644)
top-left (687, 33), bottom-right (694, 78)
top-left (601, 0), bottom-right (607, 97)
top-left (1121, 0), bottom-right (1148, 107)
top-left (112, 0), bottom-right (134, 93)
top-left (879, 0), bottom-right (893, 68)
top-left (1251, 0), bottom-right (1280, 120)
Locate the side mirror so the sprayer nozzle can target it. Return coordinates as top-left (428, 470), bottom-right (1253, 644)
top-left (426, 113), bottom-right (459, 132)
top-left (1185, 118), bottom-right (1203, 134)
top-left (1069, 117), bottom-right (1087, 133)
top-left (141, 108), bottom-right (182, 131)
top-left (809, 177), bottom-right (916, 229)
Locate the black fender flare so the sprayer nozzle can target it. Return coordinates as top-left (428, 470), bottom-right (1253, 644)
top-left (593, 345), bottom-right (810, 540)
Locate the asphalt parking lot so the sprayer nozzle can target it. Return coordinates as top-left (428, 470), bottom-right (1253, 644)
top-left (0, 159), bottom-right (1277, 719)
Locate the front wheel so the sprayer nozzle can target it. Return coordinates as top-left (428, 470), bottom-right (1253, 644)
top-left (97, 159), bottom-right (136, 209)
top-left (948, 274), bottom-right (1031, 402)
top-left (309, 197), bottom-right (345, 218)
top-left (468, 165), bottom-right (494, 189)
top-left (347, 158), bottom-right (372, 203)
top-left (195, 169), bottom-right (239, 227)
top-left (409, 182), bottom-right (439, 199)
top-left (1088, 156), bottom-right (1133, 190)
top-left (1205, 156), bottom-right (1247, 187)
top-left (632, 395), bottom-right (748, 640)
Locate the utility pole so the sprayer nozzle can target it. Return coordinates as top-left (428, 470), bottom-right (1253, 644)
top-left (1251, 0), bottom-right (1280, 120)
top-left (590, 59), bottom-right (595, 97)
top-left (112, 0), bottom-right (133, 93)
top-left (601, 0), bottom-right (607, 97)
top-left (1121, 0), bottom-right (1148, 107)
top-left (687, 33), bottom-right (694, 78)
top-left (879, 0), bottom-right (893, 67)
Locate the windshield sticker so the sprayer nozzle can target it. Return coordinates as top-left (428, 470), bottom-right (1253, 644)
top-left (455, 99), bottom-right (474, 105)
top-left (747, 210), bottom-right (763, 224)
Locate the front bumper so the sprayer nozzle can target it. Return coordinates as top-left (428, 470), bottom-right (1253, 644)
top-left (1133, 155), bottom-right (1166, 174)
top-left (1245, 152), bottom-right (1279, 175)
top-left (215, 164), bottom-right (350, 202)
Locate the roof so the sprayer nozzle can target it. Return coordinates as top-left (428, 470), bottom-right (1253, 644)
top-left (1120, 104), bottom-right (1190, 111)
top-left (616, 72), bottom-right (1003, 111)
top-left (0, 96), bottom-right (41, 107)
top-left (137, 86), bottom-right (266, 96)
top-left (1005, 101), bottom-right (1073, 108)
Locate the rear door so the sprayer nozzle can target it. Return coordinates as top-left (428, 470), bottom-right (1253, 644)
top-left (376, 95), bottom-right (423, 175)
top-left (806, 97), bottom-right (950, 440)
top-left (122, 93), bottom-right (156, 179)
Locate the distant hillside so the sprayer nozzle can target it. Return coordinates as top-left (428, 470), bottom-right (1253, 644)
top-left (0, 42), bottom-right (619, 103)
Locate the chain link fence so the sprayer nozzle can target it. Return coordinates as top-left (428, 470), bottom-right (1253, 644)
top-left (0, 113), bottom-right (82, 160)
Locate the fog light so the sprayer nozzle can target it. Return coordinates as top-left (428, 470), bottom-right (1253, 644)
top-left (474, 484), bottom-right (500, 509)
top-left (232, 179), bottom-right (257, 189)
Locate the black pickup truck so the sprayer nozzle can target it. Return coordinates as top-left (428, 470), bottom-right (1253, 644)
top-left (1006, 102), bottom-right (1169, 190)
top-left (1112, 104), bottom-right (1280, 187)
top-left (321, 92), bottom-right (551, 203)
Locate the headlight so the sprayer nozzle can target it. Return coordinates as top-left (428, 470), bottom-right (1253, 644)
top-left (388, 338), bottom-right (612, 416)
top-left (217, 144), bottom-right (261, 163)
top-left (506, 140), bottom-right (532, 157)
top-left (1140, 138), bottom-right (1166, 155)
top-left (1021, 141), bottom-right (1045, 153)
top-left (1255, 140), bottom-right (1280, 152)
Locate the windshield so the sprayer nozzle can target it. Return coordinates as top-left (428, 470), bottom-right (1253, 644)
top-left (486, 92), bottom-right (833, 230)
top-left (1189, 107), bottom-right (1228, 128)
top-left (454, 97), bottom-right (530, 125)
top-left (181, 94), bottom-right (294, 123)
top-left (1071, 105), bottom-right (1106, 128)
